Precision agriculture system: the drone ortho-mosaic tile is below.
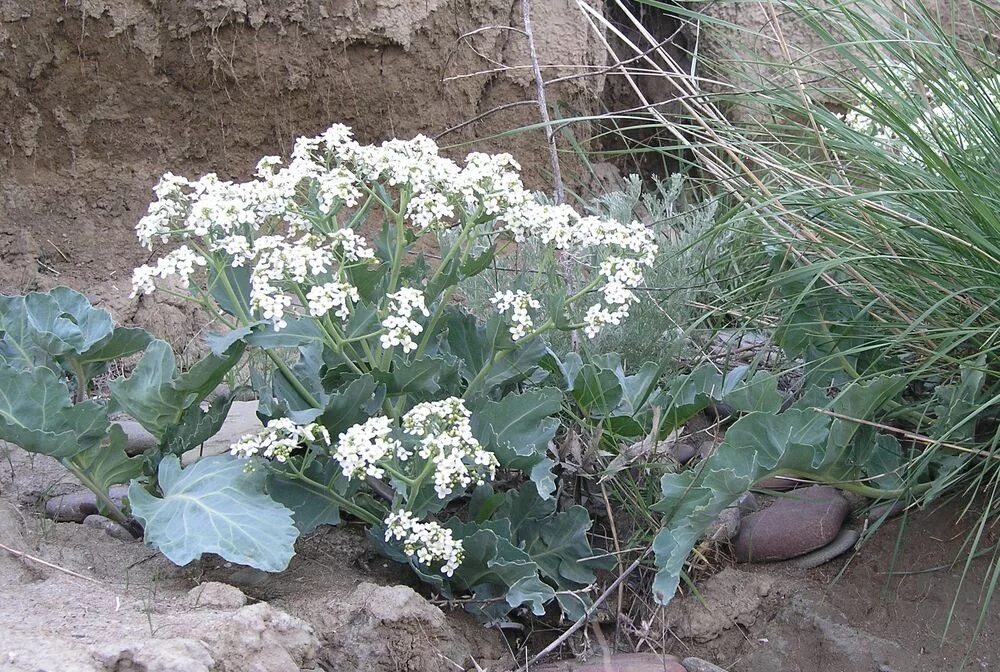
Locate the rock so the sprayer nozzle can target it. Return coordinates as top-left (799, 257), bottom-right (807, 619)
top-left (93, 638), bottom-right (215, 672)
top-left (535, 653), bottom-right (686, 671)
top-left (44, 490), bottom-right (99, 522)
top-left (82, 514), bottom-right (134, 541)
top-left (787, 527), bottom-right (859, 569)
top-left (315, 582), bottom-right (498, 672)
top-left (674, 442), bottom-right (698, 464)
top-left (736, 492), bottom-right (758, 515)
top-left (868, 500), bottom-right (907, 523)
top-left (212, 603), bottom-right (319, 672)
top-left (45, 486), bottom-right (130, 523)
top-left (117, 419), bottom-right (158, 456)
top-left (188, 582), bottom-right (248, 610)
top-left (703, 506), bottom-right (741, 542)
top-left (682, 657), bottom-right (731, 672)
top-left (733, 485), bottom-right (849, 563)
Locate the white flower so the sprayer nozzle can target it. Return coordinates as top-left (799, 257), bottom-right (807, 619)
top-left (230, 418), bottom-right (330, 463)
top-left (307, 281), bottom-right (360, 320)
top-left (380, 287), bottom-right (429, 353)
top-left (328, 228), bottom-right (376, 263)
top-left (491, 290), bottom-right (541, 340)
top-left (406, 191), bottom-right (455, 230)
top-left (334, 416), bottom-right (403, 480)
top-left (131, 245), bottom-right (206, 296)
top-left (403, 398), bottom-right (497, 499)
top-left (385, 510), bottom-right (464, 576)
top-left (316, 167), bottom-right (362, 213)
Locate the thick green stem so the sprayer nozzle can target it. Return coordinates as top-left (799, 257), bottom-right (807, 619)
top-left (767, 468), bottom-right (932, 500)
top-left (62, 457), bottom-right (136, 535)
top-left (285, 463), bottom-right (384, 526)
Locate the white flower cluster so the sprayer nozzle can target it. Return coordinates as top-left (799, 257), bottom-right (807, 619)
top-left (134, 124), bottom-right (654, 339)
top-left (491, 290), bottom-right (541, 340)
top-left (380, 287), bottom-right (429, 353)
top-left (333, 416), bottom-right (404, 480)
top-left (230, 418), bottom-right (331, 463)
top-left (841, 67), bottom-right (1000, 160)
top-left (385, 510), bottom-right (464, 576)
top-left (307, 281), bottom-right (360, 320)
top-left (131, 245), bottom-right (207, 295)
top-left (402, 398), bottom-right (498, 499)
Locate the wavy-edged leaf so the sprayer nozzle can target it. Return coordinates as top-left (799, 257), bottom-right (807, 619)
top-left (70, 424), bottom-right (144, 511)
top-left (651, 409), bottom-right (831, 606)
top-left (110, 339), bottom-right (245, 440)
top-left (0, 364), bottom-right (107, 458)
top-left (129, 455), bottom-right (297, 571)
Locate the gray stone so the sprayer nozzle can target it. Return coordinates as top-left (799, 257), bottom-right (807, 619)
top-left (188, 582), bottom-right (248, 610)
top-left (82, 514), bottom-right (134, 541)
top-left (787, 527), bottom-right (860, 569)
top-left (45, 486), bottom-right (131, 523)
top-left (703, 506), bottom-right (741, 542)
top-left (117, 419), bottom-right (158, 456)
top-left (682, 657), bottom-right (731, 672)
top-left (733, 485), bottom-right (849, 562)
top-left (868, 499), bottom-right (907, 523)
top-left (44, 490), bottom-right (98, 522)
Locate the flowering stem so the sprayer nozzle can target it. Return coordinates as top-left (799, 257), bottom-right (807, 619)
top-left (285, 464), bottom-right (384, 526)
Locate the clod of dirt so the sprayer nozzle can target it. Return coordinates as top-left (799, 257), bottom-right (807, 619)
top-left (314, 582), bottom-right (506, 672)
top-left (187, 582), bottom-right (248, 610)
top-left (733, 486), bottom-right (849, 562)
top-left (682, 658), bottom-right (731, 672)
top-left (662, 568), bottom-right (776, 642)
top-left (536, 653), bottom-right (686, 671)
top-left (82, 514), bottom-right (134, 541)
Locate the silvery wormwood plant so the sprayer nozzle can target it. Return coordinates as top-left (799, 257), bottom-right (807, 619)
top-left (123, 125), bottom-right (661, 622)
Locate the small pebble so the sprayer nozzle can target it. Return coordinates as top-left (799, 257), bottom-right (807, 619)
top-left (82, 514), bottom-right (134, 541)
top-left (683, 657), bottom-right (731, 672)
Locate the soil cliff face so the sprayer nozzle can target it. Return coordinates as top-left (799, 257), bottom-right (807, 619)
top-left (0, 0), bottom-right (607, 302)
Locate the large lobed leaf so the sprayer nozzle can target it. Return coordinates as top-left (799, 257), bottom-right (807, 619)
top-left (0, 364), bottom-right (107, 458)
top-left (110, 339), bottom-right (245, 440)
top-left (0, 288), bottom-right (151, 374)
top-left (130, 455), bottom-right (298, 571)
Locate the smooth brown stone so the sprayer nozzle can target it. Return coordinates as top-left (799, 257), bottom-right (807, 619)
top-left (733, 485), bottom-right (849, 563)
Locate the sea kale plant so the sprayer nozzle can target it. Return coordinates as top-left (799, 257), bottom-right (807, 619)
top-left (125, 125), bottom-right (662, 621)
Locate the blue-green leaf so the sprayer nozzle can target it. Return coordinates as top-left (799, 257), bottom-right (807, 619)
top-left (129, 455), bottom-right (298, 571)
